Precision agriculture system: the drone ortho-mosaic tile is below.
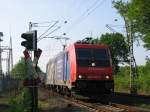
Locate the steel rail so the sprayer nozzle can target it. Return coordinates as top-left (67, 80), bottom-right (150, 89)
top-left (42, 87), bottom-right (150, 112)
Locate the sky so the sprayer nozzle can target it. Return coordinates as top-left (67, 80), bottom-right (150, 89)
top-left (0, 0), bottom-right (149, 72)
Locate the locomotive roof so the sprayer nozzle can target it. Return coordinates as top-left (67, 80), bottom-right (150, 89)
top-left (67, 43), bottom-right (109, 49)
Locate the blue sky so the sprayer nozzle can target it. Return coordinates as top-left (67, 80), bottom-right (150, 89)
top-left (0, 0), bottom-right (149, 72)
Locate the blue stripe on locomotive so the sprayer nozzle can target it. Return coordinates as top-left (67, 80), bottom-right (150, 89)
top-left (64, 52), bottom-right (70, 81)
top-left (63, 53), bottom-right (67, 81)
top-left (55, 52), bottom-right (70, 82)
top-left (55, 53), bottom-right (64, 80)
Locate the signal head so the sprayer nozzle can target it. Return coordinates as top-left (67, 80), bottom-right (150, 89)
top-left (21, 30), bottom-right (37, 51)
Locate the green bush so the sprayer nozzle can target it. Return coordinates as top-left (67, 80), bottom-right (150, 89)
top-left (115, 64), bottom-right (150, 94)
top-left (9, 88), bottom-right (31, 112)
top-left (114, 74), bottom-right (130, 92)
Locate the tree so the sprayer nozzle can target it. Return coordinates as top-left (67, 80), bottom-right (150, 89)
top-left (113, 0), bottom-right (131, 44)
top-left (127, 0), bottom-right (150, 49)
top-left (11, 57), bottom-right (42, 78)
top-left (113, 0), bottom-right (150, 49)
top-left (113, 0), bottom-right (145, 45)
top-left (11, 57), bottom-right (27, 78)
top-left (98, 33), bottom-right (129, 73)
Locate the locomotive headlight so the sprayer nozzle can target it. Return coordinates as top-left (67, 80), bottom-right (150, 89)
top-left (105, 75), bottom-right (110, 79)
top-left (78, 75), bottom-right (82, 79)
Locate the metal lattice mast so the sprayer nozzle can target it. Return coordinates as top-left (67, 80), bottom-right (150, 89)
top-left (0, 44), bottom-right (2, 75)
top-left (0, 46), bottom-right (13, 75)
top-left (123, 15), bottom-right (138, 94)
top-left (6, 52), bottom-right (10, 74)
top-left (0, 32), bottom-right (3, 75)
top-left (5, 36), bottom-right (13, 74)
top-left (10, 36), bottom-right (13, 71)
top-left (129, 22), bottom-right (137, 94)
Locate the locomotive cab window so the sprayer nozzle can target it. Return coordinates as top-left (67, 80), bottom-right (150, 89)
top-left (76, 48), bottom-right (110, 67)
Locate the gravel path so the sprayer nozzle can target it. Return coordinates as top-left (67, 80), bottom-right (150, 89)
top-left (39, 88), bottom-right (90, 112)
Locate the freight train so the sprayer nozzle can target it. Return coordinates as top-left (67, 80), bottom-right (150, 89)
top-left (45, 43), bottom-right (114, 99)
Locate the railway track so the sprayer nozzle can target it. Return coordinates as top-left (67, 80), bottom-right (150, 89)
top-left (111, 103), bottom-right (150, 112)
top-left (114, 92), bottom-right (150, 99)
top-left (112, 92), bottom-right (150, 109)
top-left (62, 97), bottom-right (150, 112)
top-left (64, 99), bottom-right (125, 112)
top-left (44, 88), bottom-right (150, 112)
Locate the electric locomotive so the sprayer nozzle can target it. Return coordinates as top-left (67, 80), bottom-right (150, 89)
top-left (45, 43), bottom-right (114, 97)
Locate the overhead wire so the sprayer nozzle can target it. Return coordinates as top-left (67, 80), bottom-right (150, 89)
top-left (68, 0), bottom-right (100, 29)
top-left (65, 0), bottom-right (107, 33)
top-left (38, 21), bottom-right (59, 39)
top-left (85, 0), bottom-right (106, 17)
top-left (38, 26), bottom-right (61, 42)
top-left (39, 0), bottom-right (87, 40)
top-left (39, 0), bottom-right (106, 50)
top-left (106, 24), bottom-right (117, 32)
top-left (77, 0), bottom-right (100, 19)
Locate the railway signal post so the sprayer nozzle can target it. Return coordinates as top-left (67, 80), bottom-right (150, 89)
top-left (21, 30), bottom-right (42, 112)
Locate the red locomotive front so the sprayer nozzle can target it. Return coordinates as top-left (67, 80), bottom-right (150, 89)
top-left (68, 44), bottom-right (114, 95)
